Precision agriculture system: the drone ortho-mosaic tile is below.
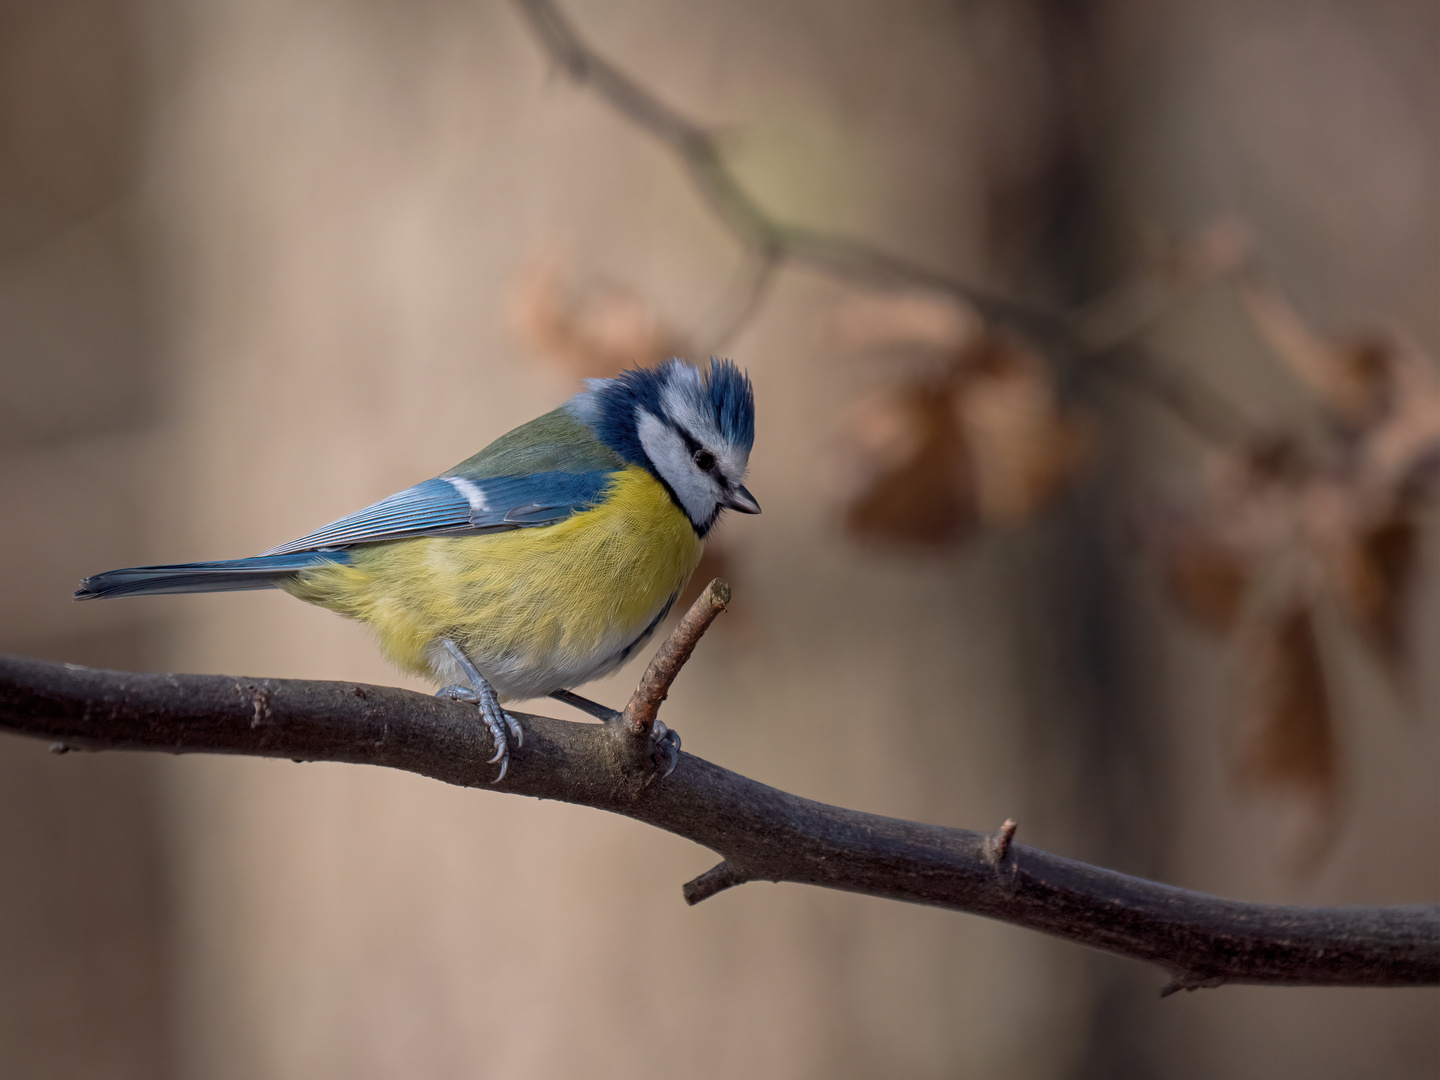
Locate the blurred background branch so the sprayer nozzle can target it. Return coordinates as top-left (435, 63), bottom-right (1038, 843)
top-left (513, 0), bottom-right (1257, 447)
top-left (513, 0), bottom-right (1051, 339)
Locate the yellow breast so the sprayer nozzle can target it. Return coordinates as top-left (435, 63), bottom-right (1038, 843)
top-left (285, 465), bottom-right (704, 700)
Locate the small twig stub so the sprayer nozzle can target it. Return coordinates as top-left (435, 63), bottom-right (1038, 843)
top-left (983, 818), bottom-right (1020, 894)
top-left (683, 861), bottom-right (749, 905)
top-left (985, 818), bottom-right (1018, 864)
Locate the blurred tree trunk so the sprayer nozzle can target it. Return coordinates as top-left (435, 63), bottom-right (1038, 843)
top-left (976, 2), bottom-right (1171, 1074)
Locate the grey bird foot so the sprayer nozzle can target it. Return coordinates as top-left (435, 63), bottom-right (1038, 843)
top-left (437, 638), bottom-right (522, 782)
top-left (548, 689), bottom-right (681, 779)
top-left (548, 688), bottom-right (620, 722)
top-left (649, 719), bottom-right (681, 779)
top-left (437, 683), bottom-right (523, 783)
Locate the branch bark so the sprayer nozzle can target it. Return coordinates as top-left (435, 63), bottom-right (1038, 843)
top-left (623, 577), bottom-right (730, 737)
top-left (0, 651), bottom-right (1434, 993)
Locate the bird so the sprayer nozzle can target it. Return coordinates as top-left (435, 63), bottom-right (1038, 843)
top-left (76, 357), bottom-right (759, 781)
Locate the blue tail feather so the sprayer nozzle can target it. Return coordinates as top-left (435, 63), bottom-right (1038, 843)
top-left (75, 551), bottom-right (349, 600)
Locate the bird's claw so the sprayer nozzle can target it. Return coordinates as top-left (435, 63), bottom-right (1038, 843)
top-left (437, 682), bottom-right (520, 783)
top-left (649, 719), bottom-right (681, 779)
top-left (548, 689), bottom-right (680, 778)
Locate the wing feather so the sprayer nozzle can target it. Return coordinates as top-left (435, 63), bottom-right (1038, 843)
top-left (261, 471), bottom-right (613, 556)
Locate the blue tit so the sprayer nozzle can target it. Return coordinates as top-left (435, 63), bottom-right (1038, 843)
top-left (76, 358), bottom-right (759, 779)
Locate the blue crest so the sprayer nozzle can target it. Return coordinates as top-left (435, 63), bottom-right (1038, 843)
top-left (567, 358), bottom-right (755, 468)
top-left (705, 357), bottom-right (757, 452)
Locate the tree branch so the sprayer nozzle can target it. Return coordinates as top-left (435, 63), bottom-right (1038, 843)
top-left (623, 577), bottom-right (730, 737)
top-left (510, 0), bottom-right (1260, 448)
top-left (511, 0), bottom-right (1056, 338)
top-left (1, 651), bottom-right (1434, 993)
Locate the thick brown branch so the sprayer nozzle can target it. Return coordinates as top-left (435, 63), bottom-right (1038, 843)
top-left (623, 578), bottom-right (730, 738)
top-left (1, 653), bottom-right (1435, 992)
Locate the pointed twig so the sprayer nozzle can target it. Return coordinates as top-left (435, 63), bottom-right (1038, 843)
top-left (985, 819), bottom-right (1019, 864)
top-left (984, 818), bottom-right (1020, 893)
top-left (622, 578), bottom-right (731, 738)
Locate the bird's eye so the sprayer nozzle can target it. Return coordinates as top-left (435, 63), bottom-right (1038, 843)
top-left (693, 449), bottom-right (716, 472)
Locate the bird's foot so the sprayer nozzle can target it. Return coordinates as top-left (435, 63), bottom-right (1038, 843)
top-left (437, 638), bottom-right (522, 782)
top-left (437, 682), bottom-right (523, 783)
top-left (548, 689), bottom-right (681, 778)
top-left (649, 719), bottom-right (681, 779)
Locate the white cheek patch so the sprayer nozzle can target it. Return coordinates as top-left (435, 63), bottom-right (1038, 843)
top-left (636, 409), bottom-right (721, 527)
top-left (657, 367), bottom-right (750, 488)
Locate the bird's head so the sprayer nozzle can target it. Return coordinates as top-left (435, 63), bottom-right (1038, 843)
top-left (566, 358), bottom-right (759, 536)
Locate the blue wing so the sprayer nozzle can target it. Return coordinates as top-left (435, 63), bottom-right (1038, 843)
top-left (261, 471), bottom-right (614, 556)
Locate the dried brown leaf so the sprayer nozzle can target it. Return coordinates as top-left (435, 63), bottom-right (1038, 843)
top-left (508, 253), bottom-right (689, 379)
top-left (1145, 439), bottom-right (1315, 635)
top-left (1233, 603), bottom-right (1340, 866)
top-left (1243, 276), bottom-right (1440, 497)
top-left (843, 378), bottom-right (974, 546)
top-left (1152, 513), bottom-right (1251, 635)
top-left (1358, 334), bottom-right (1440, 495)
top-left (957, 336), bottom-right (1093, 526)
top-left (1236, 604), bottom-right (1336, 794)
top-left (841, 333), bottom-right (1093, 545)
top-left (1242, 278), bottom-right (1389, 428)
top-left (1232, 604), bottom-right (1342, 869)
top-left (1320, 509), bottom-right (1417, 669)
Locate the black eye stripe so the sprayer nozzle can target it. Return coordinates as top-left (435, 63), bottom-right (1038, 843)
top-left (672, 424), bottom-right (720, 474)
top-left (672, 424), bottom-right (704, 456)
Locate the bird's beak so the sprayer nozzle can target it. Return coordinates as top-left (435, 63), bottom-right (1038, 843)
top-left (724, 484), bottom-right (761, 514)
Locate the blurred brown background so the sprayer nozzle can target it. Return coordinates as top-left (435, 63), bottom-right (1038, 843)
top-left (0, 1), bottom-right (1435, 1077)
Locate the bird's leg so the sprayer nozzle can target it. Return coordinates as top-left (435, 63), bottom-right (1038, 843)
top-left (547, 689), bottom-right (682, 779)
top-left (548, 689), bottom-right (620, 722)
top-left (436, 638), bottom-right (522, 783)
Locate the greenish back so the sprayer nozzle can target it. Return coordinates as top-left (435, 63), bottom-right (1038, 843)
top-left (447, 408), bottom-right (624, 479)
